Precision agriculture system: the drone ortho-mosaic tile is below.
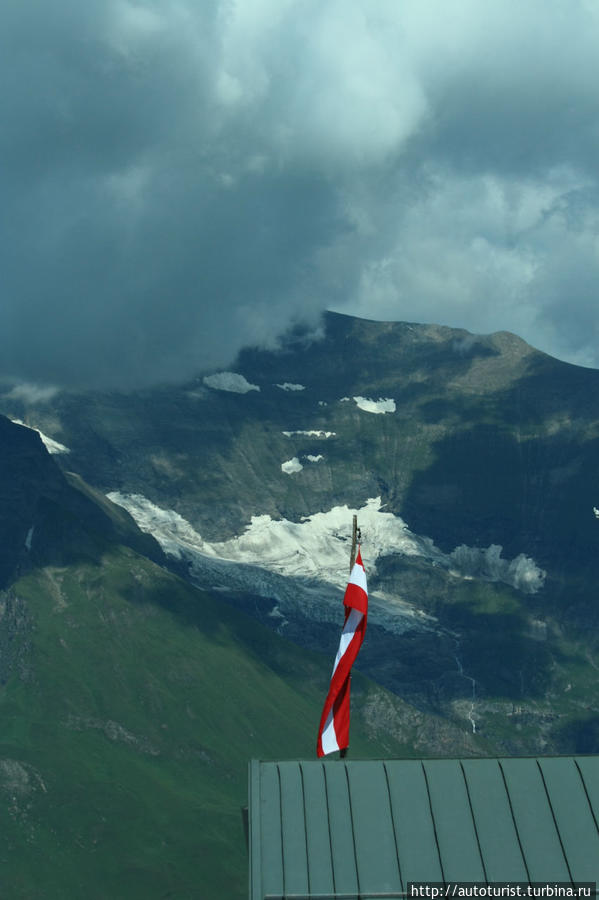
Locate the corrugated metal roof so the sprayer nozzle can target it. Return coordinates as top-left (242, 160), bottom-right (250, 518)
top-left (248, 757), bottom-right (599, 899)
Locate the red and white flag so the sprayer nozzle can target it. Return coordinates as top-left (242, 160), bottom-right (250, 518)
top-left (316, 548), bottom-right (368, 757)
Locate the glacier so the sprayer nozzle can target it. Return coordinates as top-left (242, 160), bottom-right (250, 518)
top-left (106, 493), bottom-right (545, 636)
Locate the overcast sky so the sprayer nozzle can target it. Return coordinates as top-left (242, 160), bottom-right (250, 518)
top-left (2, 0), bottom-right (599, 389)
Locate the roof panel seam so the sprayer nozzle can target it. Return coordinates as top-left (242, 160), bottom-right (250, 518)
top-left (536, 759), bottom-right (574, 885)
top-left (277, 763), bottom-right (286, 897)
top-left (421, 760), bottom-right (446, 885)
top-left (322, 762), bottom-right (337, 898)
top-left (575, 759), bottom-right (599, 841)
top-left (459, 761), bottom-right (488, 883)
top-left (383, 760), bottom-right (404, 893)
top-left (497, 759), bottom-right (531, 883)
top-left (299, 763), bottom-right (312, 897)
top-left (344, 761), bottom-right (362, 896)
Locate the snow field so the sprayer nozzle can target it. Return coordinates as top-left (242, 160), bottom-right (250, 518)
top-left (202, 372), bottom-right (259, 393)
top-left (11, 419), bottom-right (70, 454)
top-left (106, 493), bottom-right (545, 634)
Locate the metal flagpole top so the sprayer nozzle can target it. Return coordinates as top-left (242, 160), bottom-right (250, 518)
top-left (350, 514), bottom-right (357, 573)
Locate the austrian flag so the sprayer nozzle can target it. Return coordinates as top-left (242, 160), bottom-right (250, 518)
top-left (316, 549), bottom-right (368, 757)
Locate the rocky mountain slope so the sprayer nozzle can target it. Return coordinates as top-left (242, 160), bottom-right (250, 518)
top-left (3, 312), bottom-right (599, 756)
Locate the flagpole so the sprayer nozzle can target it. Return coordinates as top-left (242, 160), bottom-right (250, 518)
top-left (349, 514), bottom-right (358, 574)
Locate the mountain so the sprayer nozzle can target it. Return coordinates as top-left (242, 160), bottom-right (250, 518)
top-left (3, 312), bottom-right (599, 760)
top-left (0, 414), bottom-right (473, 898)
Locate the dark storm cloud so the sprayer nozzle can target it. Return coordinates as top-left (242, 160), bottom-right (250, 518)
top-left (2, 0), bottom-right (599, 390)
top-left (1, 0), bottom-right (322, 388)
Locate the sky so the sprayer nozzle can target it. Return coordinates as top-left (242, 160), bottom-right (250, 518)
top-left (2, 0), bottom-right (599, 389)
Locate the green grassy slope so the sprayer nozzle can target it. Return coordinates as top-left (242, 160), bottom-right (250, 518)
top-left (0, 414), bottom-right (479, 897)
top-left (1, 540), bottom-right (465, 899)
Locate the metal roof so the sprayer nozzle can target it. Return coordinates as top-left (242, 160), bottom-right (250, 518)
top-left (248, 757), bottom-right (599, 899)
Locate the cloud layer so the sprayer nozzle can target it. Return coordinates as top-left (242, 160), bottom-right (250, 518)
top-left (2, 0), bottom-right (599, 387)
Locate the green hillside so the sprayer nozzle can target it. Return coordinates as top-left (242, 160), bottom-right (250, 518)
top-left (1, 534), bottom-right (473, 899)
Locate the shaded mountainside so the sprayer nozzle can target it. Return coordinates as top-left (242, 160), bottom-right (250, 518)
top-left (0, 415), bottom-right (475, 898)
top-left (0, 416), bottom-right (164, 590)
top-left (2, 314), bottom-right (599, 760)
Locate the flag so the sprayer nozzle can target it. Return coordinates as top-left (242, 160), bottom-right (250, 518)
top-left (316, 548), bottom-right (368, 757)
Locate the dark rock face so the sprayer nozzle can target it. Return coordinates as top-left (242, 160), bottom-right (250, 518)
top-left (0, 417), bottom-right (64, 587)
top-left (0, 416), bottom-right (164, 589)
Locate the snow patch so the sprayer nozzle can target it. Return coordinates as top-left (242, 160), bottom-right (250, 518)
top-left (106, 493), bottom-right (428, 631)
top-left (353, 397), bottom-right (396, 414)
top-left (268, 604), bottom-right (288, 628)
top-left (203, 372), bottom-right (259, 393)
top-left (276, 382), bottom-right (305, 391)
top-left (107, 493), bottom-right (546, 596)
top-left (282, 430), bottom-right (336, 438)
top-left (281, 457), bottom-right (303, 474)
top-left (107, 492), bottom-right (201, 561)
top-left (106, 493), bottom-right (546, 640)
top-left (11, 419), bottom-right (70, 454)
top-left (38, 434), bottom-right (71, 455)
